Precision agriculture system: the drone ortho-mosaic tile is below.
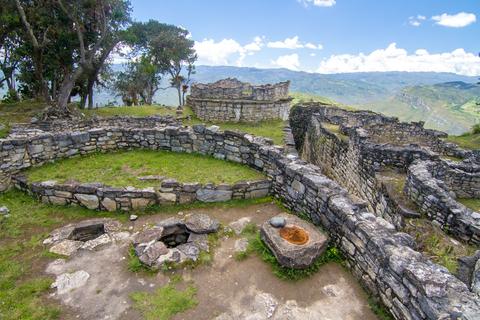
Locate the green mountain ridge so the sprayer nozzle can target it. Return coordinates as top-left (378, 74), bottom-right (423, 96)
top-left (364, 81), bottom-right (480, 134)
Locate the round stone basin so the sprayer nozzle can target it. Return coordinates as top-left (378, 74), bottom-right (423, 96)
top-left (279, 226), bottom-right (309, 245)
top-left (261, 213), bottom-right (329, 269)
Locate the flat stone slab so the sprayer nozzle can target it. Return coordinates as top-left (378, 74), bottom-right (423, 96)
top-left (260, 213), bottom-right (328, 269)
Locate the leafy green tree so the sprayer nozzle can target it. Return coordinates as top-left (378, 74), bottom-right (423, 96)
top-left (124, 20), bottom-right (196, 106)
top-left (14, 0), bottom-right (131, 114)
top-left (150, 25), bottom-right (197, 106)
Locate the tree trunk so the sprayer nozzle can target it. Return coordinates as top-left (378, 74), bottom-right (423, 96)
top-left (87, 80), bottom-right (94, 109)
top-left (57, 66), bottom-right (84, 111)
top-left (177, 85), bottom-right (182, 107)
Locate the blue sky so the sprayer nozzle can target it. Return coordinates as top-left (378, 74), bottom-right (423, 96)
top-left (129, 0), bottom-right (480, 75)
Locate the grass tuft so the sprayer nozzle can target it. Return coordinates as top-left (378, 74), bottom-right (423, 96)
top-left (130, 277), bottom-right (198, 320)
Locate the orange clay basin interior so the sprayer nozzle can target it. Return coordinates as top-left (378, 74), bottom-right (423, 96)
top-left (279, 225), bottom-right (309, 245)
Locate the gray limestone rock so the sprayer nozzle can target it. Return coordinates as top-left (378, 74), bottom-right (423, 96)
top-left (75, 194), bottom-right (99, 210)
top-left (269, 216), bottom-right (286, 228)
top-left (229, 217), bottom-right (252, 235)
top-left (260, 213), bottom-right (328, 269)
top-left (196, 189), bottom-right (232, 202)
top-left (185, 213), bottom-right (220, 234)
top-left (51, 270), bottom-right (90, 295)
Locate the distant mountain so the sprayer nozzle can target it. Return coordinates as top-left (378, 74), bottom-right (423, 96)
top-left (365, 81), bottom-right (480, 134)
top-left (191, 66), bottom-right (477, 105)
top-left (2, 65), bottom-right (479, 134)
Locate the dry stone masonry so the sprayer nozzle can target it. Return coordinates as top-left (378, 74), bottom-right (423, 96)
top-left (1, 111), bottom-right (479, 318)
top-left (187, 78), bottom-right (292, 122)
top-left (290, 103), bottom-right (480, 245)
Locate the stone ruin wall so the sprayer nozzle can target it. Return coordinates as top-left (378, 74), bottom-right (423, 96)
top-left (405, 161), bottom-right (480, 244)
top-left (190, 78), bottom-right (290, 101)
top-left (291, 103), bottom-right (480, 247)
top-left (187, 78), bottom-right (291, 122)
top-left (0, 115), bottom-right (479, 319)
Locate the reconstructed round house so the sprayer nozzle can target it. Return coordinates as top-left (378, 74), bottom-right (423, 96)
top-left (186, 78), bottom-right (292, 122)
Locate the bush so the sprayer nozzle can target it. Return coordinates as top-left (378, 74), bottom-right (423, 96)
top-left (472, 124), bottom-right (480, 135)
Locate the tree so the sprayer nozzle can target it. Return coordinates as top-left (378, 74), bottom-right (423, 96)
top-left (150, 26), bottom-right (197, 106)
top-left (14, 0), bottom-right (131, 113)
top-left (124, 20), bottom-right (196, 106)
top-left (13, 0), bottom-right (55, 102)
top-left (113, 57), bottom-right (161, 106)
top-left (0, 1), bottom-right (21, 101)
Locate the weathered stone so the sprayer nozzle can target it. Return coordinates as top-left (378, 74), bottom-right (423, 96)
top-left (196, 189), bottom-right (232, 202)
top-left (0, 206), bottom-right (9, 215)
top-left (260, 213), bottom-right (328, 269)
top-left (101, 198), bottom-right (117, 212)
top-left (229, 217), bottom-right (252, 235)
top-left (133, 227), bottom-right (164, 246)
top-left (51, 270), bottom-right (90, 295)
top-left (49, 240), bottom-right (83, 256)
top-left (185, 213), bottom-right (220, 234)
top-left (131, 198), bottom-right (152, 209)
top-left (176, 243), bottom-right (200, 261)
top-left (270, 216), bottom-right (286, 228)
top-left (75, 194), bottom-right (99, 210)
top-left (137, 241), bottom-right (169, 267)
top-left (129, 214), bottom-right (138, 221)
top-left (234, 238), bottom-right (249, 253)
top-left (157, 192), bottom-right (177, 203)
top-left (187, 233), bottom-right (209, 251)
top-left (81, 234), bottom-right (111, 250)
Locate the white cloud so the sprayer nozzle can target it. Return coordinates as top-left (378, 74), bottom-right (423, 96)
top-left (267, 36), bottom-right (323, 50)
top-left (408, 15), bottom-right (427, 27)
top-left (317, 43), bottom-right (480, 76)
top-left (305, 42), bottom-right (323, 50)
top-left (194, 37), bottom-right (264, 66)
top-left (432, 12), bottom-right (476, 28)
top-left (272, 54), bottom-right (301, 70)
top-left (299, 0), bottom-right (336, 7)
top-left (310, 53), bottom-right (317, 57)
top-left (267, 36), bottom-right (304, 49)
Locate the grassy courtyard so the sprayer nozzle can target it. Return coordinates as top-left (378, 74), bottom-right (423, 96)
top-left (25, 150), bottom-right (265, 187)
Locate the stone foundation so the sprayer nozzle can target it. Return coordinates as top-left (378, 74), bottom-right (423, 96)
top-left (13, 176), bottom-right (271, 211)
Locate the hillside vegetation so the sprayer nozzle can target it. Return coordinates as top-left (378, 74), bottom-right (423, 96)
top-left (366, 81), bottom-right (480, 135)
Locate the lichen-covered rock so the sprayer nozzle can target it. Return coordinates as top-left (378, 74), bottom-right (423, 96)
top-left (229, 217), bottom-right (252, 235)
top-left (260, 213), bottom-right (328, 269)
top-left (185, 213), bottom-right (220, 234)
top-left (75, 194), bottom-right (99, 210)
top-left (51, 270), bottom-right (90, 295)
top-left (50, 240), bottom-right (84, 256)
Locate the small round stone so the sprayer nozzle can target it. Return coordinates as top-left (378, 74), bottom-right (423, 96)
top-left (129, 214), bottom-right (138, 221)
top-left (270, 216), bottom-right (286, 228)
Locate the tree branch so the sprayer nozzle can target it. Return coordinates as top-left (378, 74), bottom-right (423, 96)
top-left (14, 0), bottom-right (40, 48)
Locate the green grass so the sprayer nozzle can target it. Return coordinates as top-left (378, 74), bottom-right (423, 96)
top-left (368, 296), bottom-right (394, 320)
top-left (0, 189), bottom-right (129, 320)
top-left (458, 198), bottom-right (480, 212)
top-left (403, 218), bottom-right (477, 273)
top-left (0, 189), bottom-right (273, 319)
top-left (83, 105), bottom-right (177, 118)
top-left (445, 133), bottom-right (480, 150)
top-left (249, 232), bottom-right (344, 281)
top-left (184, 113), bottom-right (286, 146)
top-left (130, 277), bottom-right (198, 320)
top-left (321, 122), bottom-right (349, 142)
top-left (25, 149), bottom-right (265, 188)
top-left (0, 100), bottom-right (49, 138)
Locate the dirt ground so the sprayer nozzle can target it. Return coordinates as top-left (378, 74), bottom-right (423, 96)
top-left (45, 202), bottom-right (378, 320)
